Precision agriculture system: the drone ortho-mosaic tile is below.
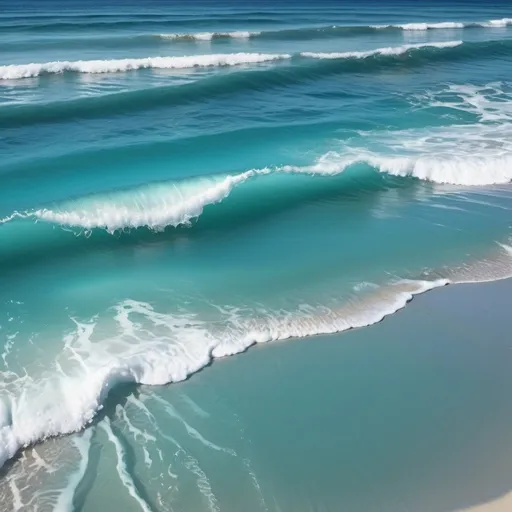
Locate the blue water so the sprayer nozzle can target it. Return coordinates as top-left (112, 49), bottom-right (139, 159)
top-left (0, 0), bottom-right (511, 509)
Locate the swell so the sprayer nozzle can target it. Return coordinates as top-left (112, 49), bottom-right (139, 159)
top-left (0, 52), bottom-right (290, 80)
top-left (0, 163), bottom-right (403, 257)
top-left (2, 16), bottom-right (511, 36)
top-left (1, 150), bottom-right (511, 268)
top-left (160, 18), bottom-right (512, 41)
top-left (4, 17), bottom-right (510, 52)
top-left (1, 39), bottom-right (507, 128)
top-left (0, 16), bottom-right (285, 33)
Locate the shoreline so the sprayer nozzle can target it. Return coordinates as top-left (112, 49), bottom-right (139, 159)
top-left (0, 276), bottom-right (511, 510)
top-left (171, 275), bottom-right (512, 512)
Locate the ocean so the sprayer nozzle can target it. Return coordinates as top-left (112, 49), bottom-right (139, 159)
top-left (0, 0), bottom-right (511, 510)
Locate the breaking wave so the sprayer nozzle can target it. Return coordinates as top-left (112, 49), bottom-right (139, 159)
top-left (374, 17), bottom-right (512, 30)
top-left (1, 38), bottom-right (504, 81)
top-left (159, 31), bottom-right (260, 41)
top-left (0, 277), bottom-right (450, 470)
top-left (156, 18), bottom-right (512, 42)
top-left (300, 40), bottom-right (462, 60)
top-left (0, 52), bottom-right (290, 80)
top-left (1, 146), bottom-right (511, 233)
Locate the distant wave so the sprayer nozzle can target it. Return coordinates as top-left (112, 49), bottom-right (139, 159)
top-left (0, 52), bottom-right (290, 80)
top-left (374, 17), bottom-right (512, 30)
top-left (0, 39), bottom-right (503, 129)
top-left (1, 16), bottom-right (511, 40)
top-left (159, 30), bottom-right (260, 41)
top-left (155, 18), bottom-right (512, 43)
top-left (301, 40), bottom-right (462, 60)
top-left (0, 38), bottom-right (482, 81)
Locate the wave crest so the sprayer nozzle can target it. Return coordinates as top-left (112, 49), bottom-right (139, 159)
top-left (0, 52), bottom-right (290, 80)
top-left (301, 40), bottom-right (462, 60)
top-left (2, 145), bottom-right (510, 234)
top-left (0, 278), bottom-right (449, 469)
top-left (159, 31), bottom-right (260, 41)
top-left (374, 17), bottom-right (512, 30)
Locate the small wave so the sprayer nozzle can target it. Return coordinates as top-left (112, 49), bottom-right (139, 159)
top-left (34, 171), bottom-right (262, 232)
top-left (301, 40), bottom-right (462, 60)
top-left (0, 39), bottom-right (472, 82)
top-left (157, 18), bottom-right (512, 43)
top-left (374, 17), bottom-right (512, 30)
top-left (483, 18), bottom-right (512, 28)
top-left (159, 31), bottom-right (260, 41)
top-left (0, 52), bottom-right (290, 80)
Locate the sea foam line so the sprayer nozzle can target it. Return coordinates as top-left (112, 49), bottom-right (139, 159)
top-left (158, 18), bottom-right (512, 41)
top-left (0, 277), bottom-right (450, 473)
top-left (0, 40), bottom-right (466, 80)
top-left (0, 52), bottom-right (290, 80)
top-left (159, 31), bottom-right (260, 41)
top-left (301, 40), bottom-right (462, 59)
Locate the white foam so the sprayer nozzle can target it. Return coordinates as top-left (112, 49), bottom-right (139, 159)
top-left (160, 31), bottom-right (259, 41)
top-left (34, 170), bottom-right (264, 232)
top-left (0, 52), bottom-right (290, 80)
top-left (4, 120), bottom-right (510, 234)
top-left (373, 18), bottom-right (512, 30)
top-left (387, 22), bottom-right (465, 30)
top-left (0, 277), bottom-right (449, 471)
top-left (482, 18), bottom-right (512, 28)
top-left (301, 40), bottom-right (462, 60)
top-left (343, 153), bottom-right (512, 185)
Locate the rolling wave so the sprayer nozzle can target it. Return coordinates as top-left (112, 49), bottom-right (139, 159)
top-left (4, 18), bottom-right (510, 53)
top-left (159, 31), bottom-right (260, 41)
top-left (301, 40), bottom-right (461, 59)
top-left (157, 18), bottom-right (512, 42)
top-left (0, 38), bottom-right (503, 81)
top-left (0, 52), bottom-right (290, 80)
top-left (375, 18), bottom-right (512, 30)
top-left (2, 16), bottom-right (510, 40)
top-left (2, 149), bottom-right (511, 234)
top-left (0, 39), bottom-right (508, 128)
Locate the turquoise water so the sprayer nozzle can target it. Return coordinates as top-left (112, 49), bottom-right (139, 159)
top-left (0, 0), bottom-right (512, 509)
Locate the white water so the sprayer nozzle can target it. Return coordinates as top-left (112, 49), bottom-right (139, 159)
top-left (1, 143), bottom-right (510, 233)
top-left (301, 40), bottom-right (462, 60)
top-left (0, 277), bottom-right (450, 471)
top-left (0, 39), bottom-right (467, 80)
top-left (159, 31), bottom-right (260, 41)
top-left (374, 18), bottom-right (512, 30)
top-left (0, 52), bottom-right (290, 80)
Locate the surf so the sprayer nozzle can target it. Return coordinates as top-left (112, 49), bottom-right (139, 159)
top-left (2, 147), bottom-right (511, 235)
top-left (0, 52), bottom-right (291, 80)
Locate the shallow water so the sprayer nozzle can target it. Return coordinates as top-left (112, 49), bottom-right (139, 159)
top-left (0, 0), bottom-right (511, 509)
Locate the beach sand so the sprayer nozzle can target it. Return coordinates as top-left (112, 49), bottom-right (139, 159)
top-left (156, 277), bottom-right (512, 512)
